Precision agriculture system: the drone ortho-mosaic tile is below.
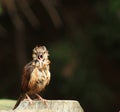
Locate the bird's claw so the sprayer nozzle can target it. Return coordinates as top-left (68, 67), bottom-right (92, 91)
top-left (35, 94), bottom-right (48, 107)
top-left (25, 94), bottom-right (33, 105)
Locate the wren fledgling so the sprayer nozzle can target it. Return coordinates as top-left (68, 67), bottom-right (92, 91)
top-left (13, 46), bottom-right (51, 109)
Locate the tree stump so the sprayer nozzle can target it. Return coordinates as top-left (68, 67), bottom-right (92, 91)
top-left (14, 100), bottom-right (84, 112)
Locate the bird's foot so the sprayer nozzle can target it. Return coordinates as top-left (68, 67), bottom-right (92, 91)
top-left (35, 94), bottom-right (48, 106)
top-left (25, 94), bottom-right (33, 105)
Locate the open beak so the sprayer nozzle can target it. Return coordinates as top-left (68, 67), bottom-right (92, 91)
top-left (38, 54), bottom-right (43, 60)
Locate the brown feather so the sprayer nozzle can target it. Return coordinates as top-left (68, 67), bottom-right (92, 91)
top-left (21, 61), bottom-right (34, 93)
top-left (13, 93), bottom-right (25, 110)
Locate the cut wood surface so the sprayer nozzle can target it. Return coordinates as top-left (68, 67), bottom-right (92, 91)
top-left (0, 99), bottom-right (84, 112)
top-left (0, 99), bottom-right (16, 110)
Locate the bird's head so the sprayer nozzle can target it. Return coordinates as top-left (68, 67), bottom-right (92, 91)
top-left (32, 46), bottom-right (49, 67)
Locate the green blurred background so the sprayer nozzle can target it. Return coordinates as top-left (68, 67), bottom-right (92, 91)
top-left (0, 0), bottom-right (120, 112)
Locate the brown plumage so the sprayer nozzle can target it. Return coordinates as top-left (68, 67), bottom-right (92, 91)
top-left (13, 46), bottom-right (51, 110)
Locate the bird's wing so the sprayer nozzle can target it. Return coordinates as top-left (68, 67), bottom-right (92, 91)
top-left (21, 61), bottom-right (34, 93)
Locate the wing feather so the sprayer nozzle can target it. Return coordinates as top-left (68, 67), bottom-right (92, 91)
top-left (21, 61), bottom-right (34, 93)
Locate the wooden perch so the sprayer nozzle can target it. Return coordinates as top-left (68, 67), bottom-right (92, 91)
top-left (14, 100), bottom-right (84, 112)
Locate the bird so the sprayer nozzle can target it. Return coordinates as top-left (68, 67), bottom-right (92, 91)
top-left (13, 46), bottom-right (51, 110)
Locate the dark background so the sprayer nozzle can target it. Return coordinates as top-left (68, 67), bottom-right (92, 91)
top-left (0, 0), bottom-right (120, 112)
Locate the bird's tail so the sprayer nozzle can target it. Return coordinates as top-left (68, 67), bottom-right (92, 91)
top-left (13, 94), bottom-right (25, 110)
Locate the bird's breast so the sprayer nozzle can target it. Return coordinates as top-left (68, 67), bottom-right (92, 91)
top-left (28, 67), bottom-right (50, 94)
